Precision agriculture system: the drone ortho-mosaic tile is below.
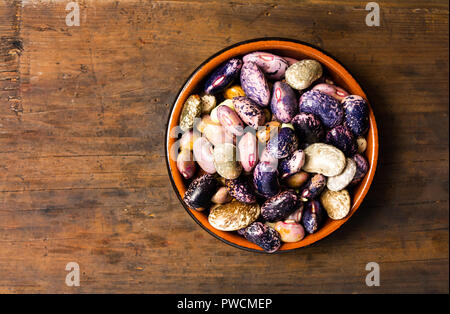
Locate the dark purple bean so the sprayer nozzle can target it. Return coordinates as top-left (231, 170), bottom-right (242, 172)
top-left (266, 127), bottom-right (299, 159)
top-left (325, 125), bottom-right (358, 157)
top-left (300, 174), bottom-right (327, 201)
top-left (302, 200), bottom-right (325, 234)
top-left (278, 150), bottom-right (305, 179)
top-left (350, 153), bottom-right (369, 186)
top-left (291, 113), bottom-right (324, 144)
top-left (286, 203), bottom-right (304, 223)
top-left (240, 222), bottom-right (281, 253)
top-left (342, 95), bottom-right (370, 136)
top-left (299, 90), bottom-right (343, 128)
top-left (253, 162), bottom-right (280, 198)
top-left (261, 190), bottom-right (300, 222)
top-left (270, 81), bottom-right (298, 123)
top-left (183, 174), bottom-right (218, 211)
top-left (204, 58), bottom-right (243, 95)
top-left (237, 228), bottom-right (246, 236)
top-left (225, 176), bottom-right (257, 204)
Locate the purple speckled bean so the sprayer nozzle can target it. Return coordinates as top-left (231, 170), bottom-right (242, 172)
top-left (291, 113), bottom-right (324, 144)
top-left (243, 52), bottom-right (289, 80)
top-left (240, 62), bottom-right (271, 107)
top-left (302, 200), bottom-right (325, 234)
top-left (342, 95), bottom-right (370, 136)
top-left (253, 162), bottom-right (280, 198)
top-left (270, 81), bottom-right (299, 123)
top-left (225, 176), bottom-right (257, 204)
top-left (278, 149), bottom-right (305, 179)
top-left (204, 58), bottom-right (242, 95)
top-left (240, 222), bottom-right (281, 253)
top-left (217, 105), bottom-right (244, 136)
top-left (266, 127), bottom-right (299, 159)
top-left (326, 125), bottom-right (358, 157)
top-left (261, 190), bottom-right (300, 222)
top-left (183, 174), bottom-right (218, 211)
top-left (299, 90), bottom-right (344, 129)
top-left (286, 203), bottom-right (304, 223)
top-left (350, 153), bottom-right (369, 186)
top-left (233, 96), bottom-right (266, 129)
top-left (300, 174), bottom-right (327, 201)
top-left (312, 83), bottom-right (350, 101)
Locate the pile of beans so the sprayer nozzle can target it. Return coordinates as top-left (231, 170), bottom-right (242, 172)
top-left (174, 51), bottom-right (370, 253)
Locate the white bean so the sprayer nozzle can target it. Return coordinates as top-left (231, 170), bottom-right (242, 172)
top-left (302, 143), bottom-right (346, 177)
top-left (327, 158), bottom-right (357, 191)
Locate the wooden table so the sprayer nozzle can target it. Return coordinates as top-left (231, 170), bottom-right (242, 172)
top-left (0, 0), bottom-right (448, 294)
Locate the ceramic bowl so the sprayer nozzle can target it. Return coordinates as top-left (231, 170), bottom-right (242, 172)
top-left (165, 38), bottom-right (378, 253)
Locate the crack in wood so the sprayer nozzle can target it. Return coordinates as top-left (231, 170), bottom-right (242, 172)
top-left (0, 0), bottom-right (23, 117)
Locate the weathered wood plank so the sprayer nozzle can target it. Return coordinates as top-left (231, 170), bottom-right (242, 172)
top-left (0, 0), bottom-right (22, 116)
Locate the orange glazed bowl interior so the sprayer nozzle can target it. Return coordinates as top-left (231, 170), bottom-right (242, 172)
top-left (165, 38), bottom-right (379, 253)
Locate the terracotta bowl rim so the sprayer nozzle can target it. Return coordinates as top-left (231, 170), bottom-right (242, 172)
top-left (164, 37), bottom-right (379, 253)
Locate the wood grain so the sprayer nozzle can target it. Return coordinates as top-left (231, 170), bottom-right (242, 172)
top-left (0, 0), bottom-right (448, 293)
